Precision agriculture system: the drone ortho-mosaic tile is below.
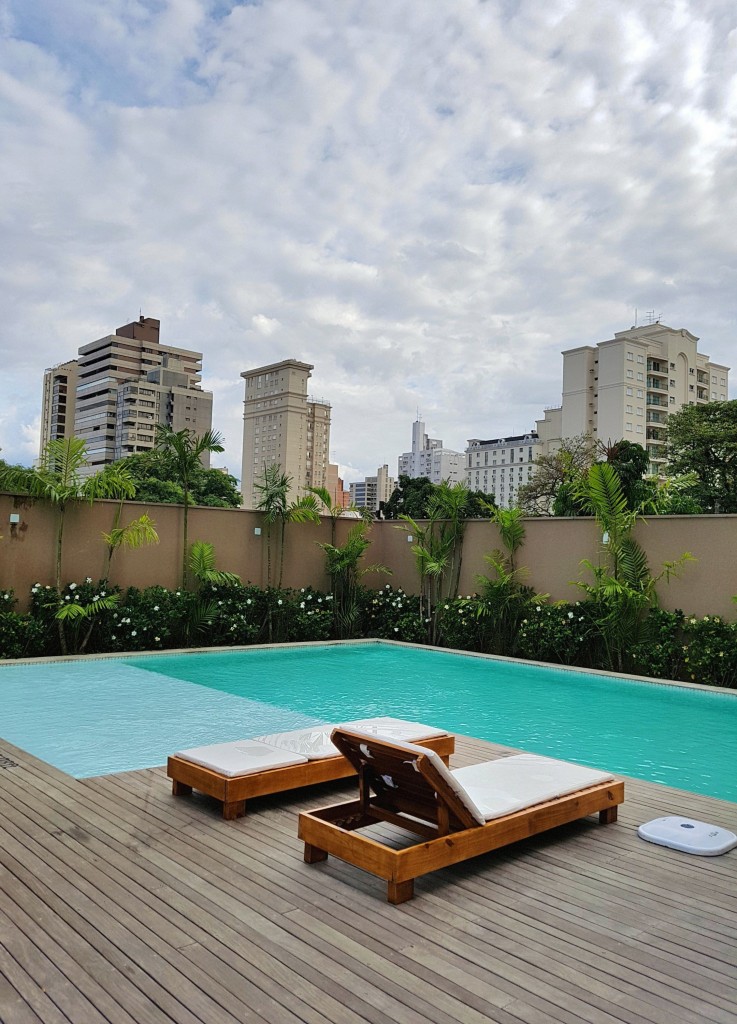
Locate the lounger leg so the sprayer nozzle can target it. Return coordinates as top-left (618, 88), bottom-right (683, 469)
top-left (304, 843), bottom-right (328, 864)
top-left (599, 806), bottom-right (618, 824)
top-left (172, 780), bottom-right (192, 797)
top-left (388, 879), bottom-right (414, 904)
top-left (223, 799), bottom-right (246, 820)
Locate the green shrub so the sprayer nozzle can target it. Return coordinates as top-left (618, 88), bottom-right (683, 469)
top-left (516, 602), bottom-right (602, 667)
top-left (358, 585), bottom-right (428, 643)
top-left (680, 615), bottom-right (737, 688)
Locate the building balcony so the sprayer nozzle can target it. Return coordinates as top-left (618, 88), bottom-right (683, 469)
top-left (647, 360), bottom-right (668, 375)
top-left (646, 396), bottom-right (668, 407)
top-left (646, 378), bottom-right (668, 391)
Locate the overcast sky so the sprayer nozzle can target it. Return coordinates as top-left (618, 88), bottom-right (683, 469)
top-left (1, 0), bottom-right (735, 483)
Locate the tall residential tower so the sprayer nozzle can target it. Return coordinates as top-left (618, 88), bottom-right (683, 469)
top-left (240, 359), bottom-right (331, 508)
top-left (40, 317), bottom-right (213, 475)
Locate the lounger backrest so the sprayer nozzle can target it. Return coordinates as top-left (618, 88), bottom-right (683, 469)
top-left (331, 727), bottom-right (486, 829)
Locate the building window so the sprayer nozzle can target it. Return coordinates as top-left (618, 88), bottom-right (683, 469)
top-left (636, 425), bottom-right (643, 433)
top-left (636, 372), bottom-right (644, 381)
top-left (689, 368), bottom-right (695, 375)
top-left (637, 355), bottom-right (645, 363)
top-left (669, 397), bottom-right (675, 404)
top-left (626, 387), bottom-right (633, 396)
top-left (670, 380), bottom-right (675, 388)
top-left (636, 389), bottom-right (644, 398)
top-left (627, 352), bottom-right (634, 361)
top-left (636, 407), bottom-right (643, 416)
top-left (689, 384), bottom-right (695, 391)
top-left (626, 369), bottom-right (634, 379)
top-left (625, 422), bottom-right (633, 431)
top-left (626, 405), bottom-right (633, 414)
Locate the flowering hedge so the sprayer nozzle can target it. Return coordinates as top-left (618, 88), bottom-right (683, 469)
top-left (1, 580), bottom-right (735, 688)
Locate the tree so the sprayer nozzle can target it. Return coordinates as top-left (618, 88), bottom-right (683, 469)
top-left (382, 475), bottom-right (437, 520)
top-left (383, 475), bottom-right (495, 520)
top-left (665, 400), bottom-right (737, 512)
top-left (0, 437), bottom-right (136, 654)
top-left (518, 435), bottom-right (596, 515)
top-left (153, 426), bottom-right (226, 588)
top-left (121, 449), bottom-right (241, 508)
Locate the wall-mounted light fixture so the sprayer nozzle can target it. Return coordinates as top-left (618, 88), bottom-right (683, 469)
top-left (254, 527), bottom-right (261, 536)
top-left (9, 513), bottom-right (20, 524)
top-left (406, 534), bottom-right (413, 542)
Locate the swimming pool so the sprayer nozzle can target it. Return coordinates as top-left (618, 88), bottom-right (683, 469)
top-left (2, 642), bottom-right (735, 801)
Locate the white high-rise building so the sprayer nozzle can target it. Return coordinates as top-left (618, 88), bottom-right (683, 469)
top-left (465, 432), bottom-right (541, 508)
top-left (559, 322), bottom-right (729, 474)
top-left (398, 419), bottom-right (464, 485)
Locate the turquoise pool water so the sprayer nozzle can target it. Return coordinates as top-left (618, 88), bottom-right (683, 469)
top-left (2, 643), bottom-right (735, 801)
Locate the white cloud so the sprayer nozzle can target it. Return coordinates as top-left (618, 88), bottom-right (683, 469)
top-left (0, 0), bottom-right (735, 477)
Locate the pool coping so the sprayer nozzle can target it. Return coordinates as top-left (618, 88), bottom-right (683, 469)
top-left (2, 636), bottom-right (734, 697)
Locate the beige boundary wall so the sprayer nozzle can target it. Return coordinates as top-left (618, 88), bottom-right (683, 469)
top-left (1, 492), bottom-right (735, 619)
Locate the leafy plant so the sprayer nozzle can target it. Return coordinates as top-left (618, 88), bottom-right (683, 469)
top-left (0, 438), bottom-right (136, 653)
top-left (154, 425), bottom-right (226, 588)
top-left (573, 462), bottom-right (693, 671)
top-left (318, 521), bottom-right (389, 638)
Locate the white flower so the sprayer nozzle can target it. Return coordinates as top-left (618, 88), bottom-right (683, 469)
top-left (85, 577), bottom-right (92, 584)
top-left (394, 627), bottom-right (399, 632)
top-left (176, 591), bottom-right (181, 597)
top-left (277, 599), bottom-right (283, 605)
top-left (153, 605), bottom-right (159, 611)
top-left (444, 605), bottom-right (449, 611)
top-left (218, 601), bottom-right (223, 606)
top-left (131, 630), bottom-right (137, 637)
top-left (568, 611), bottom-right (574, 619)
top-left (111, 635), bottom-right (116, 640)
top-left (536, 606), bottom-right (541, 612)
top-left (300, 602), bottom-right (305, 609)
top-left (3, 594), bottom-right (8, 600)
top-left (69, 582), bottom-right (77, 590)
top-left (92, 595), bottom-right (99, 601)
top-left (64, 595), bottom-right (70, 601)
top-left (246, 599), bottom-right (252, 605)
top-left (154, 636), bottom-right (160, 642)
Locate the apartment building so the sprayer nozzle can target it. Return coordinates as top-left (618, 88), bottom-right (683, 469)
top-left (349, 464), bottom-right (395, 513)
top-left (40, 359), bottom-right (80, 452)
top-left (559, 323), bottom-right (729, 474)
top-left (466, 433), bottom-right (541, 508)
top-left (40, 317), bottom-right (213, 475)
top-left (240, 359), bottom-right (332, 508)
top-left (398, 419), bottom-right (464, 485)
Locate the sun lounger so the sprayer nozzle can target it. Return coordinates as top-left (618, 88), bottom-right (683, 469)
top-left (298, 728), bottom-right (624, 903)
top-left (167, 717), bottom-right (455, 819)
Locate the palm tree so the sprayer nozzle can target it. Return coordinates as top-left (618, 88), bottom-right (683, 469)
top-left (154, 425), bottom-right (225, 588)
top-left (573, 462), bottom-right (692, 671)
top-left (254, 464), bottom-right (321, 588)
top-left (308, 485), bottom-right (372, 545)
top-left (318, 521), bottom-right (389, 638)
top-left (254, 464), bottom-right (321, 641)
top-left (0, 437), bottom-right (137, 653)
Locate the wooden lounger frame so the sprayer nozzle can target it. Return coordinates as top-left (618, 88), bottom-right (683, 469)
top-left (298, 730), bottom-right (625, 903)
top-left (167, 731), bottom-right (455, 819)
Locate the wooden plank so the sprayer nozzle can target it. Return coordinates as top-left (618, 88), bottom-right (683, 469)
top-left (0, 733), bottom-right (734, 1024)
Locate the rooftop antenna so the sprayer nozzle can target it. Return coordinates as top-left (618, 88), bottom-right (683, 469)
top-left (643, 309), bottom-right (662, 325)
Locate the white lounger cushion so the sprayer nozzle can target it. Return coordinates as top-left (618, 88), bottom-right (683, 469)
top-left (452, 754), bottom-right (615, 821)
top-left (336, 729), bottom-right (614, 827)
top-left (252, 726), bottom-right (340, 761)
top-left (175, 739), bottom-right (308, 777)
top-left (254, 717), bottom-right (448, 761)
top-left (339, 716), bottom-right (447, 741)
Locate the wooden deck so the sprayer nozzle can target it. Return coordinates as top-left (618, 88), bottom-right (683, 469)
top-left (0, 734), bottom-right (735, 1024)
